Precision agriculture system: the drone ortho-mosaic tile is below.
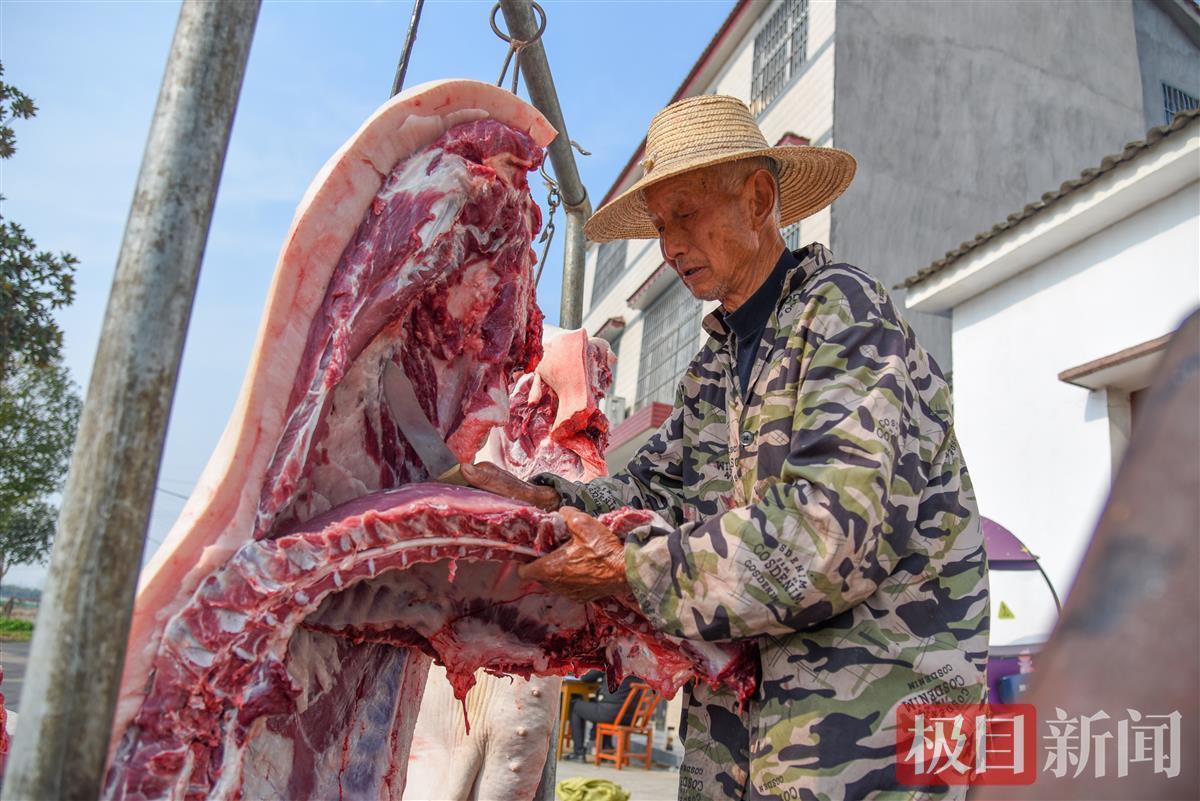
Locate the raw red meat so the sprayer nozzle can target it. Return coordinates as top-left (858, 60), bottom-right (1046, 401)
top-left (106, 81), bottom-right (756, 801)
top-left (478, 329), bottom-right (615, 482)
top-left (253, 118), bottom-right (547, 541)
top-left (115, 82), bottom-right (555, 757)
top-left (0, 666), bottom-right (8, 777)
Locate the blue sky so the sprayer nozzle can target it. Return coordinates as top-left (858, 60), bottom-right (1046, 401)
top-left (0, 0), bottom-right (735, 587)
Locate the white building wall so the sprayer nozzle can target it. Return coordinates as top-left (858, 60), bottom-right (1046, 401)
top-left (582, 237), bottom-right (663, 417)
top-left (709, 19), bottom-right (754, 98)
top-left (609, 315), bottom-right (644, 418)
top-left (951, 182), bottom-right (1199, 619)
top-left (580, 240), bottom-right (598, 318)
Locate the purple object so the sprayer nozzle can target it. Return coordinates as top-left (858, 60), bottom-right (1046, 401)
top-left (987, 647), bottom-right (1042, 703)
top-left (982, 518), bottom-right (1056, 699)
top-left (982, 517), bottom-right (1039, 568)
top-left (987, 654), bottom-right (1019, 701)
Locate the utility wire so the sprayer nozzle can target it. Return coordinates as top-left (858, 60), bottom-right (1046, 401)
top-left (155, 486), bottom-right (190, 501)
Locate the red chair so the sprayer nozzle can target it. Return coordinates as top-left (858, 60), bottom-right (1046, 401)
top-left (594, 683), bottom-right (662, 770)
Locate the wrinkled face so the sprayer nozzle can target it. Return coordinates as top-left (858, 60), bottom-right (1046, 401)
top-left (644, 165), bottom-right (760, 305)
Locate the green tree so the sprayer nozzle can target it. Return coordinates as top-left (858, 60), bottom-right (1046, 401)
top-left (0, 64), bottom-right (82, 580)
top-left (0, 357), bottom-right (80, 582)
top-left (0, 61), bottom-right (77, 381)
top-left (0, 500), bottom-right (57, 585)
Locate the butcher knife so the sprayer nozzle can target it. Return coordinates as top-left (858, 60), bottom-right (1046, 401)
top-left (382, 360), bottom-right (469, 486)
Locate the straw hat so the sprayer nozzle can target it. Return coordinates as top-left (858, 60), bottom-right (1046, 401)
top-left (585, 94), bottom-right (856, 242)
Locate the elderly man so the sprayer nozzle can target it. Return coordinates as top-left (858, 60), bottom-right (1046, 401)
top-left (462, 94), bottom-right (989, 799)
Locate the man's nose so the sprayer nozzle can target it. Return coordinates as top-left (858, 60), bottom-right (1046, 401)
top-left (660, 227), bottom-right (688, 265)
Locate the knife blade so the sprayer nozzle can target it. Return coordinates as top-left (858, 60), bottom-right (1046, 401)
top-left (382, 360), bottom-right (467, 485)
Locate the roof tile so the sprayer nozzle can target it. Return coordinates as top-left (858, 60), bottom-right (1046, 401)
top-left (899, 107), bottom-right (1200, 290)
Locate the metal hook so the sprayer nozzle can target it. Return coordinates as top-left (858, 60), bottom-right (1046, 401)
top-left (489, 1), bottom-right (547, 45)
top-left (490, 2), bottom-right (547, 94)
top-left (569, 140), bottom-right (591, 157)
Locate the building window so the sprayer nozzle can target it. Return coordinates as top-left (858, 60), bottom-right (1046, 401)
top-left (590, 240), bottom-right (627, 310)
top-left (781, 220), bottom-right (804, 251)
top-left (750, 0), bottom-right (809, 116)
top-left (636, 279), bottom-right (703, 409)
top-left (1163, 82), bottom-right (1198, 124)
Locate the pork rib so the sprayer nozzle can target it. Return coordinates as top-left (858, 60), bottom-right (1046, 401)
top-left (108, 486), bottom-right (753, 800)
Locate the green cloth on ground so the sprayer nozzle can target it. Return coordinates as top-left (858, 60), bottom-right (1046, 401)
top-left (556, 777), bottom-right (630, 801)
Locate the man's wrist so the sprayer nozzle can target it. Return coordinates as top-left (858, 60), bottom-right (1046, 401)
top-left (529, 474), bottom-right (564, 511)
top-left (607, 544), bottom-right (628, 589)
top-left (540, 487), bottom-right (562, 511)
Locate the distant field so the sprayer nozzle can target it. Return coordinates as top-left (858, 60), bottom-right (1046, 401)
top-left (0, 617), bottom-right (34, 641)
top-left (5, 607), bottom-right (37, 623)
top-left (0, 602), bottom-right (38, 623)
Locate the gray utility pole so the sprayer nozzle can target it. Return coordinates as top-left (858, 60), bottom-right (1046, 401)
top-left (1, 1), bottom-right (260, 798)
top-left (499, 0), bottom-right (592, 330)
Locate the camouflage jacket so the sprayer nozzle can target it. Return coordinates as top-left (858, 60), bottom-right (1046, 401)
top-left (539, 244), bottom-right (989, 800)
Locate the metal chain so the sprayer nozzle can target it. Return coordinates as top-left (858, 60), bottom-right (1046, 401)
top-left (488, 3), bottom-right (578, 287)
top-left (489, 2), bottom-right (547, 94)
top-left (535, 164), bottom-right (559, 286)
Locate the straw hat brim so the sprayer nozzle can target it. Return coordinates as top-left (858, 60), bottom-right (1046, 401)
top-left (584, 145), bottom-right (857, 242)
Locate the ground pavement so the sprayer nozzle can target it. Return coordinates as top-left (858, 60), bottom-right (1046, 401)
top-left (0, 640), bottom-right (28, 714)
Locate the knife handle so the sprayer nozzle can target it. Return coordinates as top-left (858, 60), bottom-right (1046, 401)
top-left (436, 464), bottom-right (471, 487)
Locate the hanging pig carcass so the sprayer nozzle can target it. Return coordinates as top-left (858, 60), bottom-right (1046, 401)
top-left (104, 81), bottom-right (754, 801)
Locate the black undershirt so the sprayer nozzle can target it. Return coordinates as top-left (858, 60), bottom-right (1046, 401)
top-left (725, 247), bottom-right (798, 395)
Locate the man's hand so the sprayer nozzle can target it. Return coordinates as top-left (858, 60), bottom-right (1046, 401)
top-left (518, 507), bottom-right (628, 602)
top-left (459, 461), bottom-right (560, 511)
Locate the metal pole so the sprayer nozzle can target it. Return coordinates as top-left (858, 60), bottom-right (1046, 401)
top-left (1, 2), bottom-right (260, 798)
top-left (498, 0), bottom-right (590, 329)
top-left (390, 0), bottom-right (425, 97)
top-left (532, 716), bottom-right (561, 801)
top-left (560, 202), bottom-right (591, 329)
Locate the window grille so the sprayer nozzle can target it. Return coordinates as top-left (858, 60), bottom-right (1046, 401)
top-left (636, 278), bottom-right (703, 409)
top-left (782, 220), bottom-right (804, 252)
top-left (1163, 82), bottom-right (1198, 125)
top-left (590, 239), bottom-right (627, 310)
top-left (751, 0), bottom-right (809, 116)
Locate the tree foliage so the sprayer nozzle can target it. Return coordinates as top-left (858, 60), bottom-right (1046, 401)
top-left (0, 500), bottom-right (57, 583)
top-left (0, 357), bottom-right (80, 581)
top-left (0, 63), bottom-right (82, 580)
top-left (0, 61), bottom-right (78, 381)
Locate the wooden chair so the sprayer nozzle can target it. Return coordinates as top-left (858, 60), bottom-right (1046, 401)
top-left (594, 683), bottom-right (662, 770)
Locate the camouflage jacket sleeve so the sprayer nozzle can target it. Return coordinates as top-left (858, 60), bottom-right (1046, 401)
top-left (624, 283), bottom-right (915, 642)
top-left (532, 398), bottom-right (692, 521)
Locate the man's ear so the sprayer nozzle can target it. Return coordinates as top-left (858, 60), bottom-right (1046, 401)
top-left (748, 169), bottom-right (777, 230)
